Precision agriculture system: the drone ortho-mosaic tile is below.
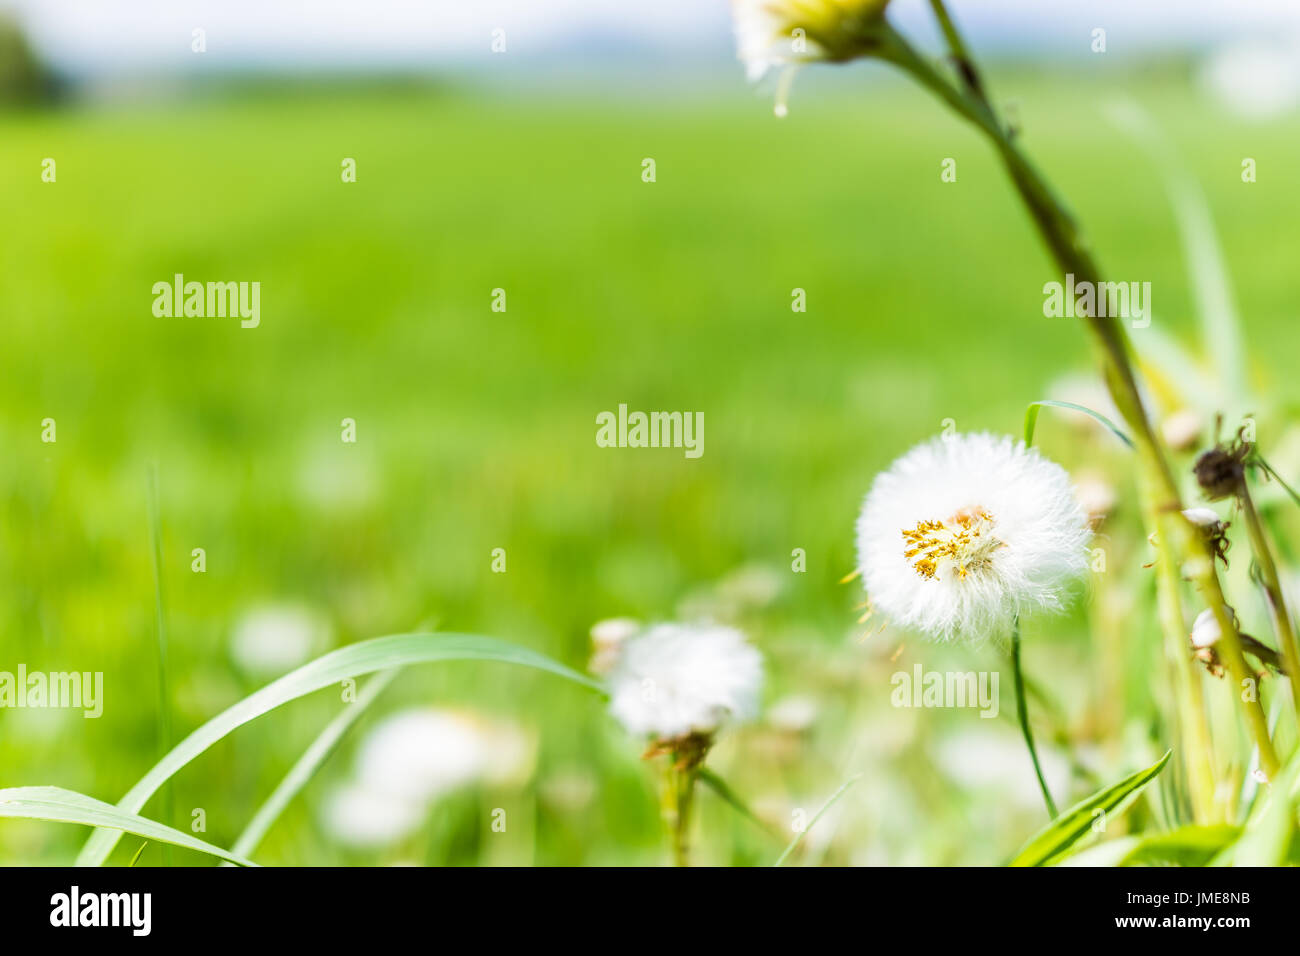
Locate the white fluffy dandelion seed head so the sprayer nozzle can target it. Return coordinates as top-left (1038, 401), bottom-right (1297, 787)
top-left (607, 623), bottom-right (763, 740)
top-left (856, 432), bottom-right (1090, 643)
top-left (730, 0), bottom-right (891, 82)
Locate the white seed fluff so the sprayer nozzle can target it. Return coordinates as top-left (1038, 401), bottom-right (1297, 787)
top-left (607, 623), bottom-right (763, 740)
top-left (856, 432), bottom-right (1090, 642)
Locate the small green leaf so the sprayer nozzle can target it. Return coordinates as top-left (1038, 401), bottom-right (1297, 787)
top-left (1009, 751), bottom-right (1170, 867)
top-left (697, 768), bottom-right (781, 841)
top-left (1024, 400), bottom-right (1134, 450)
top-left (0, 787), bottom-right (256, 866)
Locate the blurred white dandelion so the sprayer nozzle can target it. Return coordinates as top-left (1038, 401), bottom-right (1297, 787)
top-left (607, 622), bottom-right (763, 740)
top-left (321, 707), bottom-right (534, 849)
top-left (229, 603), bottom-right (332, 677)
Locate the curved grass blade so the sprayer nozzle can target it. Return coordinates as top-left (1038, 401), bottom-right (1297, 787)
top-left (227, 668), bottom-right (400, 861)
top-left (772, 774), bottom-right (862, 867)
top-left (128, 841), bottom-right (149, 867)
top-left (1009, 750), bottom-right (1170, 867)
top-left (1024, 400), bottom-right (1134, 450)
top-left (1256, 455), bottom-right (1300, 513)
top-left (0, 787), bottom-right (256, 866)
top-left (1215, 747), bottom-right (1300, 867)
top-left (697, 767), bottom-right (781, 842)
top-left (78, 633), bottom-right (604, 866)
top-left (1119, 824), bottom-right (1240, 867)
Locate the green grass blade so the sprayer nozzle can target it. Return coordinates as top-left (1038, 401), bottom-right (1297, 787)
top-left (146, 465), bottom-right (174, 865)
top-left (227, 668), bottom-right (400, 860)
top-left (1218, 748), bottom-right (1300, 866)
top-left (772, 774), bottom-right (862, 867)
top-left (76, 632), bottom-right (604, 866)
top-left (697, 767), bottom-right (781, 841)
top-left (0, 786), bottom-right (257, 866)
top-left (128, 841), bottom-right (149, 867)
top-left (1024, 400), bottom-right (1134, 450)
top-left (1008, 750), bottom-right (1170, 867)
top-left (1257, 455), bottom-right (1300, 513)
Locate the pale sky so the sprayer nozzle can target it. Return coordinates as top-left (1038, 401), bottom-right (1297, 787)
top-left (5, 0), bottom-right (1300, 74)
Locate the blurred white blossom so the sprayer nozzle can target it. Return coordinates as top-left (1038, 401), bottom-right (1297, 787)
top-left (321, 708), bottom-right (534, 849)
top-left (230, 603), bottom-right (332, 677)
top-left (608, 623), bottom-right (763, 739)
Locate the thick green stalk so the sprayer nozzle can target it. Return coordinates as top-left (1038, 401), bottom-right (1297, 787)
top-left (1139, 469), bottom-right (1218, 822)
top-left (1240, 483), bottom-right (1300, 715)
top-left (661, 759), bottom-right (697, 866)
top-left (877, 20), bottom-right (1280, 778)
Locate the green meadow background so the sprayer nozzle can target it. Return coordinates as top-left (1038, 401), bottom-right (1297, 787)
top-left (2, 62), bottom-right (1298, 865)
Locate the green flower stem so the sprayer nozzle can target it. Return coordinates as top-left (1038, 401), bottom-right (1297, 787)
top-left (925, 0), bottom-right (988, 106)
top-left (1140, 468), bottom-right (1218, 823)
top-left (1012, 621), bottom-right (1057, 819)
top-left (877, 19), bottom-right (1280, 779)
top-left (1240, 482), bottom-right (1300, 716)
top-left (661, 759), bottom-right (698, 867)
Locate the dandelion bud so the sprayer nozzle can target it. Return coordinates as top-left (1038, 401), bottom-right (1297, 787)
top-left (1182, 507), bottom-right (1231, 566)
top-left (731, 0), bottom-right (893, 114)
top-left (1193, 443), bottom-right (1248, 501)
top-left (731, 0), bottom-right (892, 78)
top-left (1182, 507), bottom-right (1219, 528)
top-left (1190, 606), bottom-right (1232, 649)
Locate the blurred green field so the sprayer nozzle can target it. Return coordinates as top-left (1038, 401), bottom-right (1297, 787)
top-left (2, 64), bottom-right (1298, 865)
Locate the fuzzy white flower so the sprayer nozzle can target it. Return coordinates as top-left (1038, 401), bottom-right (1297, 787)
top-left (230, 603), bottom-right (332, 677)
top-left (731, 0), bottom-right (892, 109)
top-left (320, 784), bottom-right (427, 849)
top-left (856, 432), bottom-right (1090, 642)
top-left (355, 709), bottom-right (532, 803)
top-left (607, 623), bottom-right (763, 740)
top-left (320, 708), bottom-right (533, 849)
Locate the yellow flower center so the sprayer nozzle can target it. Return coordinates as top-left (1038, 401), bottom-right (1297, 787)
top-left (901, 507), bottom-right (1003, 581)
